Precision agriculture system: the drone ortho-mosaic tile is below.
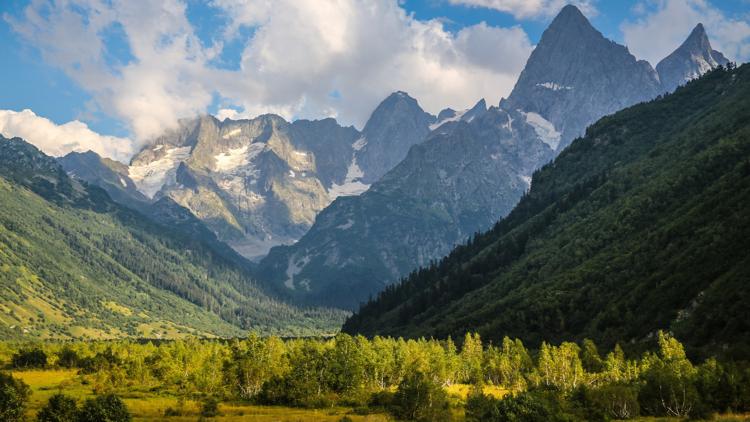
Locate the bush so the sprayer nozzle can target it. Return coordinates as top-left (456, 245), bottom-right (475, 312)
top-left (77, 394), bottom-right (131, 422)
top-left (200, 396), bottom-right (220, 417)
top-left (369, 390), bottom-right (395, 408)
top-left (37, 393), bottom-right (79, 422)
top-left (392, 372), bottom-right (451, 422)
top-left (639, 361), bottom-right (699, 418)
top-left (569, 384), bottom-right (639, 421)
top-left (56, 347), bottom-right (80, 369)
top-left (11, 347), bottom-right (48, 369)
top-left (0, 372), bottom-right (31, 422)
top-left (466, 391), bottom-right (565, 422)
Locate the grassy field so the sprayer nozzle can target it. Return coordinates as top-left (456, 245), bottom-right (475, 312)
top-left (11, 369), bottom-right (392, 421)
top-left (10, 369), bottom-right (750, 421)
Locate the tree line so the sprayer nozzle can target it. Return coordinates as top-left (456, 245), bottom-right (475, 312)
top-left (1, 331), bottom-right (749, 421)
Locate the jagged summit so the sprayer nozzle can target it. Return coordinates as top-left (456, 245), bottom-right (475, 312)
top-left (356, 90), bottom-right (435, 184)
top-left (505, 4), bottom-right (661, 152)
top-left (656, 23), bottom-right (729, 93)
top-left (547, 4), bottom-right (597, 34)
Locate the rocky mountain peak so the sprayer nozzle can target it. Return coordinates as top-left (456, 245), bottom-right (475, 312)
top-left (656, 23), bottom-right (729, 93)
top-left (505, 4), bottom-right (661, 152)
top-left (546, 4), bottom-right (598, 37)
top-left (356, 91), bottom-right (436, 184)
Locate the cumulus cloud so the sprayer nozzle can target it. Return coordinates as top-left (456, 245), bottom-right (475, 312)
top-left (6, 0), bottom-right (533, 148)
top-left (0, 109), bottom-right (133, 161)
top-left (621, 0), bottom-right (750, 65)
top-left (448, 0), bottom-right (597, 20)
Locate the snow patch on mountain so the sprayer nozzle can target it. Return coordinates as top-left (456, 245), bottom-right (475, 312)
top-left (337, 219), bottom-right (354, 230)
top-left (222, 128), bottom-right (242, 139)
top-left (328, 156), bottom-right (370, 199)
top-left (129, 146), bottom-right (191, 198)
top-left (536, 82), bottom-right (573, 91)
top-left (214, 145), bottom-right (249, 171)
top-left (352, 137), bottom-right (367, 151)
top-left (284, 255), bottom-right (310, 290)
top-left (521, 111), bottom-right (561, 150)
top-left (429, 110), bottom-right (466, 130)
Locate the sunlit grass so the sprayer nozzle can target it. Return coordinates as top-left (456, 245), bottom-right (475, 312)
top-left (445, 383), bottom-right (508, 400)
top-left (11, 368), bottom-right (394, 421)
top-left (11, 369), bottom-right (748, 421)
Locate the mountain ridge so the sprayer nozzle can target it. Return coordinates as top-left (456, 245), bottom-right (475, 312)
top-left (0, 135), bottom-right (345, 339)
top-left (343, 64), bottom-right (750, 357)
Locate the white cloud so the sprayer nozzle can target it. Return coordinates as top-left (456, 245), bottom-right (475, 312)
top-left (7, 0), bottom-right (221, 143)
top-left (448, 0), bottom-right (597, 20)
top-left (7, 0), bottom-right (533, 148)
top-left (621, 0), bottom-right (750, 65)
top-left (0, 109), bottom-right (133, 161)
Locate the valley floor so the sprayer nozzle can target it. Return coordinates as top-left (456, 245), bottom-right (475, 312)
top-left (12, 369), bottom-right (389, 421)
top-left (10, 369), bottom-right (750, 421)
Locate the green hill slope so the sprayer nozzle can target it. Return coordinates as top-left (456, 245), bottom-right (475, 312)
top-left (0, 136), bottom-right (345, 339)
top-left (343, 64), bottom-right (750, 357)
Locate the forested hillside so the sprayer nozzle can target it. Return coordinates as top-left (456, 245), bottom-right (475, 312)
top-left (344, 64), bottom-right (750, 357)
top-left (0, 136), bottom-right (345, 339)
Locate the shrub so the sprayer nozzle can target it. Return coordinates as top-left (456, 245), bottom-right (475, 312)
top-left (639, 361), bottom-right (699, 418)
top-left (77, 394), bottom-right (131, 422)
top-left (392, 371), bottom-right (451, 422)
top-left (569, 384), bottom-right (639, 421)
top-left (199, 396), bottom-right (220, 417)
top-left (11, 347), bottom-right (48, 369)
top-left (56, 347), bottom-right (80, 369)
top-left (369, 390), bottom-right (395, 408)
top-left (0, 372), bottom-right (31, 422)
top-left (37, 394), bottom-right (79, 422)
top-left (466, 391), bottom-right (565, 422)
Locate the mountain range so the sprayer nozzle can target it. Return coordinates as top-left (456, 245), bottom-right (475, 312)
top-left (106, 93), bottom-right (433, 261)
top-left (0, 135), bottom-right (345, 339)
top-left (52, 5), bottom-right (735, 316)
top-left (254, 6), bottom-right (732, 309)
top-left (343, 62), bottom-right (750, 357)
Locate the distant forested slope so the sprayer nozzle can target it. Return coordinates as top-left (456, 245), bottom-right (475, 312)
top-left (0, 136), bottom-right (345, 339)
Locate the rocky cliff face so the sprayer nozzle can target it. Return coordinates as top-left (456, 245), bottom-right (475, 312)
top-left (60, 151), bottom-right (150, 211)
top-left (121, 93), bottom-right (433, 260)
top-left (657, 23), bottom-right (730, 93)
top-left (125, 115), bottom-right (356, 260)
top-left (355, 91), bottom-right (436, 184)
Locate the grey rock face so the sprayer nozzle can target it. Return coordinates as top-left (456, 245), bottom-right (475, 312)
top-left (60, 151), bottom-right (150, 211)
top-left (122, 92), bottom-right (433, 261)
top-left (657, 23), bottom-right (730, 93)
top-left (505, 4), bottom-right (662, 152)
top-left (127, 114), bottom-right (359, 260)
top-left (356, 91), bottom-right (436, 184)
top-left (258, 107), bottom-right (553, 308)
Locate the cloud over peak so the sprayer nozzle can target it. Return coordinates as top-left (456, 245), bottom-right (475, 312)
top-left (0, 109), bottom-right (133, 162)
top-left (7, 0), bottom-right (534, 145)
top-left (447, 0), bottom-right (597, 20)
top-left (621, 0), bottom-right (750, 65)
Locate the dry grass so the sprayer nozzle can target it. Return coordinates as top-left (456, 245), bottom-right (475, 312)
top-left (445, 383), bottom-right (508, 400)
top-left (11, 369), bottom-right (393, 421)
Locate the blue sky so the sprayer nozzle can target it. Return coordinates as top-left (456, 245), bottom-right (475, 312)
top-left (0, 0), bottom-right (748, 161)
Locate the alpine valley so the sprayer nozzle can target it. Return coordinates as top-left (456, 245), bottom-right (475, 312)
top-left (2, 2), bottom-right (750, 420)
top-left (1, 3), bottom-right (737, 342)
top-left (256, 6), bottom-right (734, 309)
